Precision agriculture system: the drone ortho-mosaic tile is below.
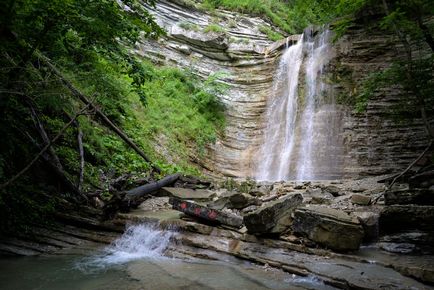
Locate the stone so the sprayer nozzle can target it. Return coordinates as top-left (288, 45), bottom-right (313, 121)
top-left (380, 205), bottom-right (434, 232)
top-left (351, 194), bottom-right (371, 205)
top-left (323, 185), bottom-right (344, 197)
top-left (250, 185), bottom-right (271, 197)
top-left (161, 187), bottom-right (215, 201)
top-left (293, 205), bottom-right (364, 251)
top-left (244, 193), bottom-right (303, 234)
top-left (352, 211), bottom-right (379, 241)
top-left (384, 188), bottom-right (434, 205)
top-left (208, 192), bottom-right (258, 210)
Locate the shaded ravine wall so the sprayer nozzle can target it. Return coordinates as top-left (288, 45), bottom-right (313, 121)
top-left (137, 0), bottom-right (430, 179)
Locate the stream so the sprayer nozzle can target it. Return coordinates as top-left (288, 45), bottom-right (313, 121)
top-left (0, 224), bottom-right (335, 290)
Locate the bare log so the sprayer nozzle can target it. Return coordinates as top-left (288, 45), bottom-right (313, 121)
top-left (169, 197), bottom-right (244, 228)
top-left (125, 173), bottom-right (181, 199)
top-left (0, 105), bottom-right (89, 190)
top-left (75, 119), bottom-right (85, 192)
top-left (24, 132), bottom-right (82, 196)
top-left (36, 52), bottom-right (161, 174)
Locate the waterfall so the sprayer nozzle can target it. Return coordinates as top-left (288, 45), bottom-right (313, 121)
top-left (256, 35), bottom-right (304, 181)
top-left (255, 29), bottom-right (342, 181)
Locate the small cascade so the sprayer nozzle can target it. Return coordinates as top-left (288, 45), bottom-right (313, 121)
top-left (78, 224), bottom-right (175, 270)
top-left (255, 28), bottom-right (343, 181)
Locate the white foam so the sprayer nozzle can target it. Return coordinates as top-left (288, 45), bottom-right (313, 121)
top-left (77, 224), bottom-right (175, 270)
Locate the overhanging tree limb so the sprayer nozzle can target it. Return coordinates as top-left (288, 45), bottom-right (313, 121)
top-left (36, 52), bottom-right (161, 174)
top-left (0, 104), bottom-right (90, 190)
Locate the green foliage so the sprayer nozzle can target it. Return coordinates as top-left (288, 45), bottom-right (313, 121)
top-left (137, 63), bottom-right (227, 163)
top-left (179, 21), bottom-right (200, 31)
top-left (259, 25), bottom-right (284, 41)
top-left (201, 0), bottom-right (342, 34)
top-left (356, 57), bottom-right (434, 116)
top-left (204, 24), bottom-right (226, 33)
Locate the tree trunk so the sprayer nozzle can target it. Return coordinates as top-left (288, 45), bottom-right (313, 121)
top-left (169, 197), bottom-right (244, 228)
top-left (37, 52), bottom-right (161, 174)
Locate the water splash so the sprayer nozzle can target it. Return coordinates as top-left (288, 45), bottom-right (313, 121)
top-left (77, 224), bottom-right (175, 270)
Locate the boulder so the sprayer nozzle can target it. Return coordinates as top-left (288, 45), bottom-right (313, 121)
top-left (244, 193), bottom-right (303, 234)
top-left (323, 185), bottom-right (344, 197)
top-left (293, 205), bottom-right (364, 251)
top-left (208, 192), bottom-right (259, 210)
top-left (352, 211), bottom-right (379, 241)
top-left (379, 205), bottom-right (434, 232)
top-left (350, 194), bottom-right (371, 205)
top-left (161, 187), bottom-right (215, 201)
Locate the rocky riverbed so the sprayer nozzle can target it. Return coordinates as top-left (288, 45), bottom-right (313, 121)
top-left (3, 175), bottom-right (432, 289)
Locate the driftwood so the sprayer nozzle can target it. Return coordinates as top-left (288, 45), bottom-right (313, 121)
top-left (103, 173), bottom-right (181, 219)
top-left (37, 52), bottom-right (161, 174)
top-left (75, 119), bottom-right (85, 191)
top-left (125, 173), bottom-right (181, 199)
top-left (169, 197), bottom-right (244, 228)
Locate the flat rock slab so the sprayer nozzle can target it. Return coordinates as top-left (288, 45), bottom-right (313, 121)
top-left (244, 193), bottom-right (302, 234)
top-left (178, 232), bottom-right (430, 289)
top-left (161, 187), bottom-right (215, 201)
top-left (293, 205), bottom-right (364, 252)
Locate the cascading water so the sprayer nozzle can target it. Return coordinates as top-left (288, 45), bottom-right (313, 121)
top-left (256, 35), bottom-right (304, 181)
top-left (255, 29), bottom-right (343, 181)
top-left (78, 224), bottom-right (175, 270)
top-left (296, 29), bottom-right (333, 180)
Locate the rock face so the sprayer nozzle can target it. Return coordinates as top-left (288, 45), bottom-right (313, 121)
top-left (293, 205), bottom-right (364, 251)
top-left (137, 1), bottom-right (430, 179)
top-left (137, 0), bottom-right (283, 178)
top-left (244, 193), bottom-right (302, 234)
top-left (380, 205), bottom-right (434, 232)
top-left (330, 20), bottom-right (432, 177)
top-left (385, 188), bottom-right (434, 205)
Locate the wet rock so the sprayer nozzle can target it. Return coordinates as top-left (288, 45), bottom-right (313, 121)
top-left (244, 193), bottom-right (303, 234)
top-left (208, 192), bottom-right (259, 210)
top-left (250, 185), bottom-right (271, 197)
top-left (323, 185), bottom-right (344, 197)
top-left (379, 242), bottom-right (416, 254)
top-left (384, 188), bottom-right (434, 205)
top-left (351, 194), bottom-right (371, 205)
top-left (161, 187), bottom-right (215, 201)
top-left (352, 211), bottom-right (379, 242)
top-left (293, 205), bottom-right (364, 251)
top-left (379, 231), bottom-right (434, 254)
top-left (380, 205), bottom-right (434, 232)
top-left (241, 205), bottom-right (258, 214)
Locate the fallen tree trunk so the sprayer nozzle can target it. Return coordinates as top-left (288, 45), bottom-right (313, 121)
top-left (169, 197), bottom-right (244, 228)
top-left (125, 173), bottom-right (181, 199)
top-left (103, 173), bottom-right (181, 219)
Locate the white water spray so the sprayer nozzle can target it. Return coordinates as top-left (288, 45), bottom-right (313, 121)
top-left (78, 224), bottom-right (175, 270)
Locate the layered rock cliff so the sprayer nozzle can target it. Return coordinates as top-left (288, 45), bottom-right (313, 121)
top-left (137, 0), bottom-right (431, 179)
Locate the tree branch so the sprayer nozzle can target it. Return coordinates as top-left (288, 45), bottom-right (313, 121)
top-left (36, 52), bottom-right (162, 174)
top-left (0, 104), bottom-right (90, 190)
